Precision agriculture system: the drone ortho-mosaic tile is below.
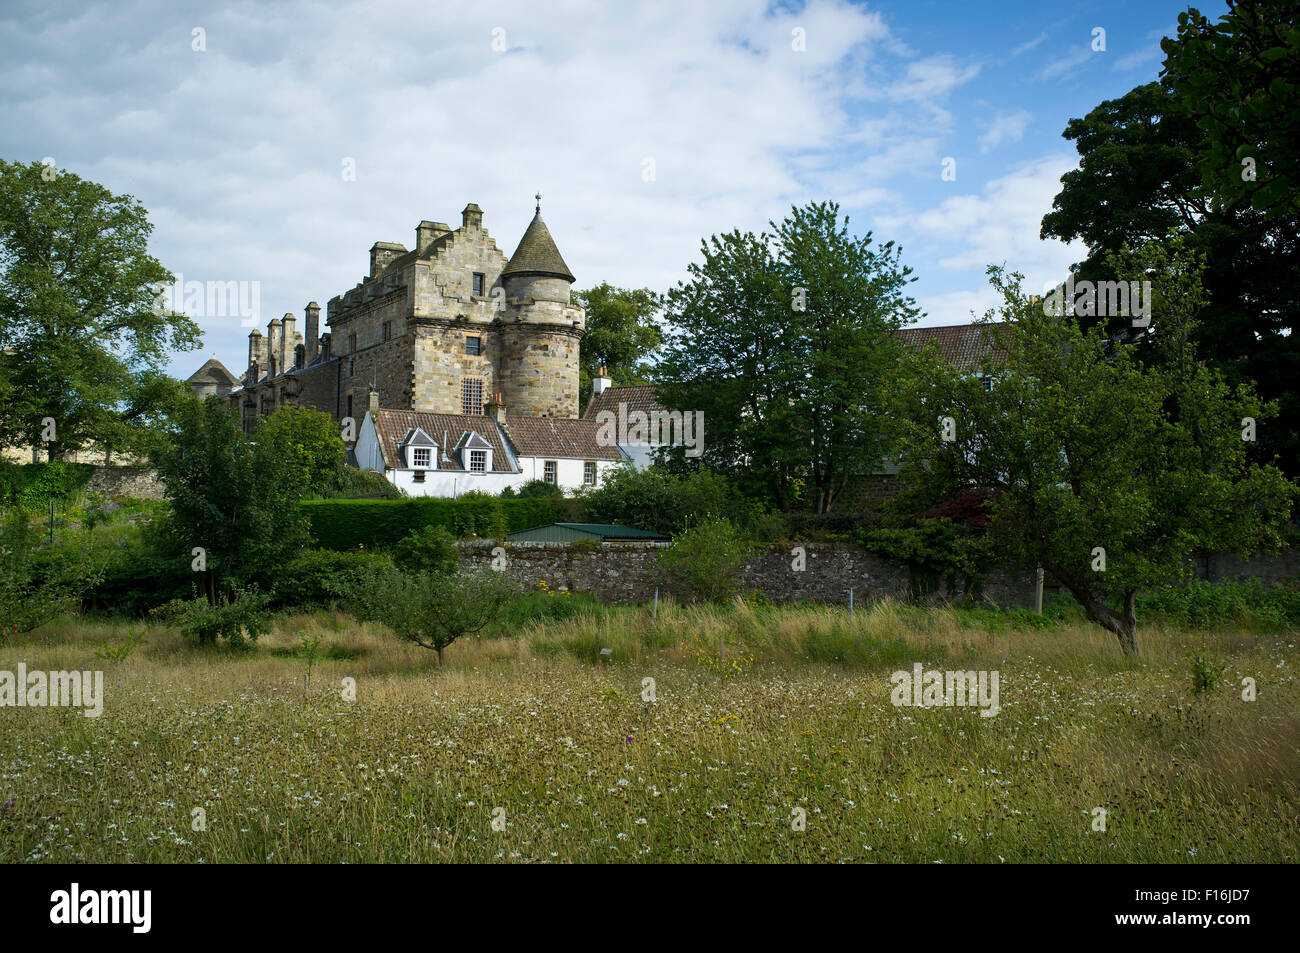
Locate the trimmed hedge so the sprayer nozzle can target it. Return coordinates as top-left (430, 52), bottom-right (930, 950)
top-left (302, 497), bottom-right (559, 550)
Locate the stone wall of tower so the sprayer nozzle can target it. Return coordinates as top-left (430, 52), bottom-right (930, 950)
top-left (411, 322), bottom-right (499, 413)
top-left (496, 323), bottom-right (583, 418)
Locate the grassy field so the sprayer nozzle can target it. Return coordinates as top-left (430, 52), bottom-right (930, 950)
top-left (1, 600), bottom-right (1297, 863)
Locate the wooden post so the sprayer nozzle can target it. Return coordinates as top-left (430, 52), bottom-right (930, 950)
top-left (1035, 567), bottom-right (1044, 615)
top-left (848, 588), bottom-right (854, 619)
top-left (653, 588), bottom-right (658, 619)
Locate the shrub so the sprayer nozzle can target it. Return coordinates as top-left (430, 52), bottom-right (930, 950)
top-left (320, 466), bottom-right (405, 500)
top-left (1137, 577), bottom-right (1300, 630)
top-left (0, 461), bottom-right (96, 510)
top-left (269, 549), bottom-right (394, 611)
top-left (392, 525), bottom-right (459, 574)
top-left (344, 566), bottom-right (521, 665)
top-left (0, 512), bottom-right (104, 631)
top-left (574, 464), bottom-right (760, 536)
top-left (178, 588), bottom-right (271, 647)
top-left (654, 518), bottom-right (747, 603)
top-left (516, 479), bottom-right (563, 498)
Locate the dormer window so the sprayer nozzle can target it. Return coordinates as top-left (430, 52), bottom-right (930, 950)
top-left (456, 431), bottom-right (493, 474)
top-left (401, 427), bottom-right (438, 470)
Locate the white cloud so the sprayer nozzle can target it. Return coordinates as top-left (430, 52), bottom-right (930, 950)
top-left (977, 110), bottom-right (1033, 152)
top-left (1037, 44), bottom-right (1095, 80)
top-left (1012, 32), bottom-right (1049, 56)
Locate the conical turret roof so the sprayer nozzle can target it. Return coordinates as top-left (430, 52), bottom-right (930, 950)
top-left (501, 210), bottom-right (575, 283)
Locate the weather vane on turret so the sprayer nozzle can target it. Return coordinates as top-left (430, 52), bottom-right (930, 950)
top-left (535, 192), bottom-right (541, 214)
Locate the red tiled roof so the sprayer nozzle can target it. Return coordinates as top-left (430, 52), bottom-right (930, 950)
top-left (895, 323), bottom-right (1008, 372)
top-left (503, 416), bottom-right (622, 461)
top-left (583, 385), bottom-right (664, 421)
top-left (372, 410), bottom-right (513, 471)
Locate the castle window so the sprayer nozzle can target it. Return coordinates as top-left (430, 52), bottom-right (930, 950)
top-left (349, 333), bottom-right (357, 353)
top-left (472, 272), bottom-right (485, 296)
top-left (543, 461), bottom-right (557, 484)
top-left (346, 394), bottom-right (353, 422)
top-left (469, 449), bottom-right (487, 473)
top-left (584, 461), bottom-right (597, 485)
top-left (349, 358), bottom-right (355, 377)
top-left (412, 447), bottom-right (430, 468)
top-left (465, 336), bottom-right (481, 356)
top-left (382, 321), bottom-right (391, 342)
top-left (461, 378), bottom-right (484, 416)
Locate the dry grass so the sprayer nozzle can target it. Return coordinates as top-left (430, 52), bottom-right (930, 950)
top-left (1, 601), bottom-right (1296, 863)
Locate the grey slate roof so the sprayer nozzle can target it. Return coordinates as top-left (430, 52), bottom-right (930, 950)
top-left (500, 211), bottom-right (575, 282)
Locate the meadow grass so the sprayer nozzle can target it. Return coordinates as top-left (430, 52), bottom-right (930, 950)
top-left (0, 600), bottom-right (1296, 863)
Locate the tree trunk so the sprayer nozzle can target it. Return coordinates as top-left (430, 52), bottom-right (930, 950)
top-left (436, 646), bottom-right (444, 667)
top-left (1081, 588), bottom-right (1140, 656)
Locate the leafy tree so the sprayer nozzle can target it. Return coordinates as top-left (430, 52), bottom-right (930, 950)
top-left (653, 518), bottom-right (747, 604)
top-left (254, 405), bottom-right (346, 497)
top-left (347, 566), bottom-right (520, 665)
top-left (0, 159), bottom-right (202, 460)
top-left (1041, 80), bottom-right (1300, 476)
top-left (1161, 0), bottom-right (1300, 217)
top-left (574, 463), bottom-right (757, 536)
top-left (901, 245), bottom-right (1294, 655)
top-left (573, 283), bottom-right (663, 413)
top-left (392, 524), bottom-right (458, 574)
top-left (515, 478), bottom-right (563, 499)
top-left (657, 201), bottom-right (919, 512)
top-left (151, 396), bottom-right (309, 602)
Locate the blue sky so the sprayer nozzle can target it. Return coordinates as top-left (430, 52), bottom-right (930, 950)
top-left (0, 0), bottom-right (1227, 380)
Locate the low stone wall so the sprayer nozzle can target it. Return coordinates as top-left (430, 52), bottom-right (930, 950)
top-left (84, 466), bottom-right (165, 501)
top-left (457, 540), bottom-right (1298, 608)
top-left (457, 540), bottom-right (1037, 607)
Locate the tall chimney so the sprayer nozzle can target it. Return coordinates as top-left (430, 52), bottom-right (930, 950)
top-left (368, 388), bottom-right (380, 414)
top-left (281, 312), bottom-right (295, 374)
top-left (486, 392), bottom-right (506, 425)
top-left (461, 203), bottom-right (483, 230)
top-left (248, 328), bottom-right (265, 372)
top-left (304, 301), bottom-right (320, 364)
top-left (592, 365), bottom-right (612, 395)
top-left (416, 221), bottom-right (450, 252)
top-left (267, 317), bottom-right (282, 376)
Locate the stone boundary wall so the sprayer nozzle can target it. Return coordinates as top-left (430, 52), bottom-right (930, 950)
top-left (84, 466), bottom-right (166, 501)
top-left (457, 540), bottom-right (1299, 608)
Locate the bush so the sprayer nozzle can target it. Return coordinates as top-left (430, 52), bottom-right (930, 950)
top-left (0, 461), bottom-right (96, 509)
top-left (516, 479), bottom-right (563, 498)
top-left (320, 466), bottom-right (405, 500)
top-left (574, 464), bottom-right (761, 536)
top-left (1137, 577), bottom-right (1300, 630)
top-left (654, 518), bottom-right (748, 603)
top-left (0, 512), bottom-right (102, 631)
top-left (302, 497), bottom-right (558, 549)
top-left (392, 525), bottom-right (459, 574)
top-left (269, 549), bottom-right (394, 611)
top-left (178, 588), bottom-right (271, 647)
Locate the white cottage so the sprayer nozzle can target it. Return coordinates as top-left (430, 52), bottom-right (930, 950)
top-left (354, 399), bottom-right (625, 497)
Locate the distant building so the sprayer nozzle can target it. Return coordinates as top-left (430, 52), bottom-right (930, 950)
top-left (185, 358), bottom-right (239, 399)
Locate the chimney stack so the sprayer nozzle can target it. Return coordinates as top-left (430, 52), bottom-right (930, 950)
top-left (304, 301), bottom-right (320, 364)
top-left (267, 317), bottom-right (282, 376)
top-left (248, 328), bottom-right (266, 372)
top-left (368, 388), bottom-right (380, 414)
top-left (461, 203), bottom-right (483, 230)
top-left (592, 366), bottom-right (612, 395)
top-left (486, 392), bottom-right (506, 425)
top-left (416, 221), bottom-right (451, 252)
top-left (280, 312), bottom-right (296, 374)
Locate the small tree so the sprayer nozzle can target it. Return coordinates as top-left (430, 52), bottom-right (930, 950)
top-left (254, 406), bottom-right (346, 497)
top-left (348, 566), bottom-right (520, 665)
top-left (151, 396), bottom-right (309, 602)
top-left (902, 242), bottom-right (1294, 654)
top-left (392, 524), bottom-right (459, 574)
top-left (654, 518), bottom-right (747, 604)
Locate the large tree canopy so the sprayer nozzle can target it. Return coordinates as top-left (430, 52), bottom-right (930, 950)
top-left (0, 159), bottom-right (201, 459)
top-left (656, 201), bottom-right (919, 512)
top-left (573, 282), bottom-right (663, 414)
top-left (901, 242), bottom-right (1294, 655)
top-left (1040, 81), bottom-right (1300, 478)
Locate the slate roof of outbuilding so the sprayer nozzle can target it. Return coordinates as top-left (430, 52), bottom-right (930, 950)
top-left (895, 323), bottom-right (1008, 372)
top-left (583, 385), bottom-right (664, 422)
top-left (503, 415), bottom-right (622, 461)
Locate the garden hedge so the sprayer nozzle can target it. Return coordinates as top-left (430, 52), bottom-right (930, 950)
top-left (301, 496), bottom-right (559, 550)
